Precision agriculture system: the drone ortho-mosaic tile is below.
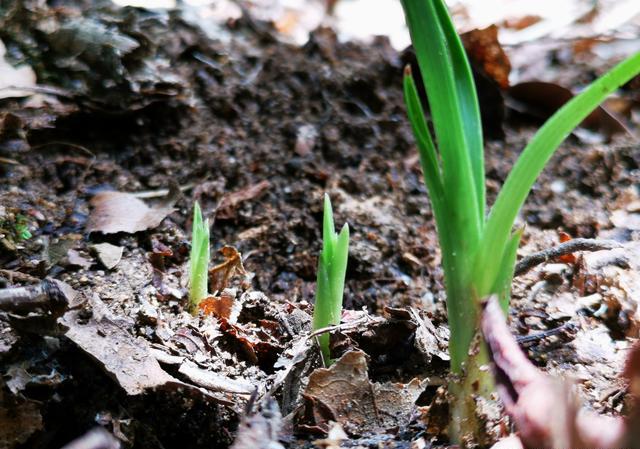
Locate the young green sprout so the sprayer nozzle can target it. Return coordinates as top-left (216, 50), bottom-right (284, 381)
top-left (400, 0), bottom-right (640, 442)
top-left (313, 194), bottom-right (349, 365)
top-left (189, 201), bottom-right (210, 314)
top-left (15, 215), bottom-right (32, 241)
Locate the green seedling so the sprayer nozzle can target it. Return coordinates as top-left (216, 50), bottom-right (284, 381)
top-left (15, 215), bottom-right (31, 241)
top-left (189, 201), bottom-right (210, 314)
top-left (400, 0), bottom-right (640, 442)
top-left (313, 194), bottom-right (349, 365)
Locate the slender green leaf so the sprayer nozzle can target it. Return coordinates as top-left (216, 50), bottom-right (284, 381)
top-left (314, 258), bottom-right (333, 362)
top-left (403, 66), bottom-right (443, 203)
top-left (331, 223), bottom-right (349, 322)
top-left (401, 0), bottom-right (483, 374)
top-left (475, 51), bottom-right (640, 297)
top-left (400, 0), bottom-right (482, 243)
top-left (491, 228), bottom-right (523, 312)
top-left (432, 0), bottom-right (484, 218)
top-left (323, 194), bottom-right (335, 260)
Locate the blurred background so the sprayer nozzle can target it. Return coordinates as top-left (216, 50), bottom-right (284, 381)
top-left (111, 0), bottom-right (640, 47)
top-left (109, 0), bottom-right (640, 84)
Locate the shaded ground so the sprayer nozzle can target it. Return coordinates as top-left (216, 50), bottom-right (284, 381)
top-left (1, 1), bottom-right (639, 448)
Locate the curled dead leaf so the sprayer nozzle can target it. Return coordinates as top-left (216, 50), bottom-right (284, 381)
top-left (218, 318), bottom-right (283, 370)
top-left (199, 290), bottom-right (242, 322)
top-left (461, 25), bottom-right (511, 89)
top-left (208, 246), bottom-right (247, 294)
top-left (508, 81), bottom-right (630, 140)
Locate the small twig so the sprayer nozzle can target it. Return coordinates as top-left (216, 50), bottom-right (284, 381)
top-left (0, 84), bottom-right (75, 99)
top-left (514, 238), bottom-right (622, 277)
top-left (31, 141), bottom-right (95, 158)
top-left (306, 315), bottom-right (371, 340)
top-left (516, 322), bottom-right (577, 347)
top-left (59, 427), bottom-right (120, 449)
top-left (0, 269), bottom-right (41, 284)
top-left (0, 279), bottom-right (71, 315)
top-left (131, 183), bottom-right (194, 199)
top-left (0, 156), bottom-right (21, 165)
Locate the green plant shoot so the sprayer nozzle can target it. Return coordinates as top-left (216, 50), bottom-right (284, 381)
top-left (189, 201), bottom-right (210, 314)
top-left (313, 194), bottom-right (349, 365)
top-left (400, 0), bottom-right (640, 442)
top-left (15, 215), bottom-right (31, 240)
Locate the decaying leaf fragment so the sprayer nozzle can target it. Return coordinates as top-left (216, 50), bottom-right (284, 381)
top-left (297, 350), bottom-right (424, 436)
top-left (461, 25), bottom-right (511, 89)
top-left (86, 186), bottom-right (178, 234)
top-left (61, 295), bottom-right (177, 396)
top-left (199, 291), bottom-right (241, 321)
top-left (508, 81), bottom-right (629, 139)
top-left (217, 318), bottom-right (283, 370)
top-left (208, 245), bottom-right (247, 294)
top-left (199, 246), bottom-right (247, 319)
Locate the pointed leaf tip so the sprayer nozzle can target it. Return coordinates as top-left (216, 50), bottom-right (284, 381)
top-left (404, 64), bottom-right (412, 77)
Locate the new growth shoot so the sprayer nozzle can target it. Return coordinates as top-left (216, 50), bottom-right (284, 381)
top-left (189, 201), bottom-right (210, 314)
top-left (400, 0), bottom-right (640, 442)
top-left (313, 194), bottom-right (349, 365)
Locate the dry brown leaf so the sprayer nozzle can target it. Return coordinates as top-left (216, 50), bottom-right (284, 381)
top-left (208, 246), bottom-right (247, 294)
top-left (508, 81), bottom-right (630, 139)
top-left (461, 25), bottom-right (511, 89)
top-left (556, 231), bottom-right (577, 264)
top-left (501, 15), bottom-right (542, 31)
top-left (299, 350), bottom-right (424, 435)
top-left (61, 295), bottom-right (177, 396)
top-left (217, 318), bottom-right (283, 369)
top-left (199, 290), bottom-right (241, 322)
top-left (86, 186), bottom-right (178, 234)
